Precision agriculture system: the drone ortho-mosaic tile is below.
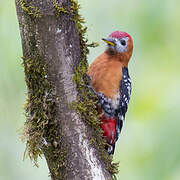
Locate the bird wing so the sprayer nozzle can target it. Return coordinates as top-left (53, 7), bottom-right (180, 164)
top-left (116, 67), bottom-right (132, 140)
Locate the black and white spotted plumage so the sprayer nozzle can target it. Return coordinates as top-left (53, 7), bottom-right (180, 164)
top-left (115, 67), bottom-right (131, 140)
top-left (96, 92), bottom-right (116, 117)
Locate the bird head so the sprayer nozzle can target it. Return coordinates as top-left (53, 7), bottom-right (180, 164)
top-left (102, 31), bottom-right (133, 63)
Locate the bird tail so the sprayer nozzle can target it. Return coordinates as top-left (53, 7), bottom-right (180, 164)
top-left (115, 114), bottom-right (124, 141)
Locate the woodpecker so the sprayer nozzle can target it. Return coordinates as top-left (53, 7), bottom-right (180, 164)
top-left (88, 31), bottom-right (133, 154)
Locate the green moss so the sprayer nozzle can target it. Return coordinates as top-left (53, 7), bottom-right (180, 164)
top-left (19, 0), bottom-right (41, 18)
top-left (51, 0), bottom-right (68, 17)
top-left (22, 54), bottom-right (68, 179)
top-left (21, 55), bottom-right (53, 165)
top-left (70, 0), bottom-right (119, 178)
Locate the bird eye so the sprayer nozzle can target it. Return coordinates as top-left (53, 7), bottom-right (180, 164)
top-left (120, 40), bottom-right (126, 46)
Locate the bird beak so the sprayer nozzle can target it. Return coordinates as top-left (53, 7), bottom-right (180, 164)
top-left (102, 38), bottom-right (115, 46)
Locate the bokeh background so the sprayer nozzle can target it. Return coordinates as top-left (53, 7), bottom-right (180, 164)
top-left (1, 0), bottom-right (180, 179)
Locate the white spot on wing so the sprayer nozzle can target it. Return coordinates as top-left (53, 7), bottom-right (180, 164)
top-left (57, 28), bottom-right (62, 33)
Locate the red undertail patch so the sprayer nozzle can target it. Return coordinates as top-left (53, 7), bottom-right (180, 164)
top-left (100, 115), bottom-right (117, 145)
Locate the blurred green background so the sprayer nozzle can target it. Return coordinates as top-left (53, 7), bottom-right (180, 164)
top-left (1, 0), bottom-right (180, 179)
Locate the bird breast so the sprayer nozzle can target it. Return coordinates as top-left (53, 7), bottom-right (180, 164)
top-left (88, 53), bottom-right (123, 100)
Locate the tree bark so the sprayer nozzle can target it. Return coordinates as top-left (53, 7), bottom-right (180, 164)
top-left (15, 0), bottom-right (116, 179)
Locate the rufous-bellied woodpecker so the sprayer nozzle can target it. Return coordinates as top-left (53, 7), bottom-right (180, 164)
top-left (88, 31), bottom-right (133, 154)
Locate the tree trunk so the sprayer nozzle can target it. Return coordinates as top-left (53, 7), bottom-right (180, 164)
top-left (15, 0), bottom-right (117, 179)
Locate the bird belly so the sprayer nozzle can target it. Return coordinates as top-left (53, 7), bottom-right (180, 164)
top-left (110, 93), bottom-right (120, 110)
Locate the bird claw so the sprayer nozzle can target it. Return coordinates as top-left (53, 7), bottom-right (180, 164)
top-left (83, 74), bottom-right (92, 86)
top-left (86, 85), bottom-right (96, 94)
